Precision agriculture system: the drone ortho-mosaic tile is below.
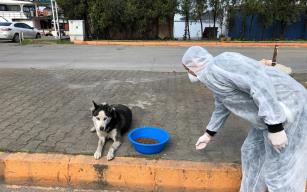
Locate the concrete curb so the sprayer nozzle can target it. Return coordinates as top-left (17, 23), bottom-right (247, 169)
top-left (0, 152), bottom-right (242, 191)
top-left (73, 40), bottom-right (307, 47)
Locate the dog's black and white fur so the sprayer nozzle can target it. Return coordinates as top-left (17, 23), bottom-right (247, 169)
top-left (91, 101), bottom-right (132, 160)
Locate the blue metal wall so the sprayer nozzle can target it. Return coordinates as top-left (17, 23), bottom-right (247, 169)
top-left (228, 14), bottom-right (307, 40)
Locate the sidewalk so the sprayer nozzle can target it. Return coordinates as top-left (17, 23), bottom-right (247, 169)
top-left (0, 68), bottom-right (306, 191)
top-left (74, 40), bottom-right (307, 47)
top-left (0, 68), bottom-right (249, 162)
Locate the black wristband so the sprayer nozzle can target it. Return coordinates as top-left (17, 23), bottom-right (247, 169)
top-left (266, 123), bottom-right (284, 133)
top-left (206, 129), bottom-right (217, 136)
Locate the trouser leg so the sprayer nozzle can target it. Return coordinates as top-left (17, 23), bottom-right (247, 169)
top-left (240, 128), bottom-right (267, 192)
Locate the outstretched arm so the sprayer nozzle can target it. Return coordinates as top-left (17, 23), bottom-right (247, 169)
top-left (195, 96), bottom-right (230, 150)
top-left (206, 95), bottom-right (230, 135)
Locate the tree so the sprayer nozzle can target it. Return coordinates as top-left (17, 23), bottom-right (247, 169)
top-left (207, 0), bottom-right (231, 39)
top-left (239, 0), bottom-right (262, 39)
top-left (180, 0), bottom-right (193, 40)
top-left (57, 0), bottom-right (87, 19)
top-left (208, 0), bottom-right (221, 39)
top-left (300, 0), bottom-right (307, 39)
top-left (57, 0), bottom-right (92, 37)
top-left (58, 0), bottom-right (177, 40)
top-left (257, 0), bottom-right (273, 40)
top-left (192, 0), bottom-right (207, 38)
top-left (271, 0), bottom-right (301, 39)
top-left (236, 0), bottom-right (301, 40)
top-left (160, 0), bottom-right (179, 39)
top-left (218, 0), bottom-right (230, 37)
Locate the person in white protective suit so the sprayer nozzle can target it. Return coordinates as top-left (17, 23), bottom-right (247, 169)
top-left (182, 46), bottom-right (307, 192)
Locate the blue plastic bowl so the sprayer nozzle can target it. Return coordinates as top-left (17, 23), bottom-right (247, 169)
top-left (128, 127), bottom-right (170, 154)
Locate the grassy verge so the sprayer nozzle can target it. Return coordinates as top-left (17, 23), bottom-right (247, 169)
top-left (220, 40), bottom-right (307, 43)
top-left (21, 39), bottom-right (72, 45)
top-left (84, 38), bottom-right (307, 42)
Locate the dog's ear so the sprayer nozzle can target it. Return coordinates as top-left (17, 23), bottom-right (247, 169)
top-left (92, 100), bottom-right (99, 109)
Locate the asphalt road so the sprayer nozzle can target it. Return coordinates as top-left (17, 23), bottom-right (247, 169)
top-left (0, 42), bottom-right (306, 73)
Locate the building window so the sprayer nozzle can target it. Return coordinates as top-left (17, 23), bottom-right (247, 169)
top-left (23, 5), bottom-right (35, 12)
top-left (0, 4), bottom-right (7, 11)
top-left (7, 5), bottom-right (21, 12)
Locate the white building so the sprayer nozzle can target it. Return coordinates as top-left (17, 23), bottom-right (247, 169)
top-left (0, 0), bottom-right (36, 27)
top-left (0, 0), bottom-right (66, 37)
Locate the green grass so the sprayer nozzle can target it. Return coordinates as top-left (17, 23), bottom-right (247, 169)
top-left (85, 37), bottom-right (307, 42)
top-left (21, 39), bottom-right (72, 45)
top-left (215, 38), bottom-right (307, 43)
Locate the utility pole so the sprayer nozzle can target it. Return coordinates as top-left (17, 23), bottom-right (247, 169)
top-left (50, 0), bottom-right (58, 39)
top-left (54, 0), bottom-right (61, 39)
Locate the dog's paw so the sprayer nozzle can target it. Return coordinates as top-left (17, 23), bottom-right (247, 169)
top-left (94, 151), bottom-right (102, 160)
top-left (90, 127), bottom-right (96, 133)
top-left (106, 152), bottom-right (114, 161)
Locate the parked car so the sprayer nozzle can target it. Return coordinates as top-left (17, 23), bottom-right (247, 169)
top-left (0, 22), bottom-right (41, 42)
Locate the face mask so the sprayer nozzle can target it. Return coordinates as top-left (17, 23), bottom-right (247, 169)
top-left (188, 73), bottom-right (199, 83)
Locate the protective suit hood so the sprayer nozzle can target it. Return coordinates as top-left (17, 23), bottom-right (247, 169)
top-left (182, 46), bottom-right (213, 76)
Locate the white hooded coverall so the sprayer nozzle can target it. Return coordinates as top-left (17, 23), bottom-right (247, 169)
top-left (182, 46), bottom-right (307, 192)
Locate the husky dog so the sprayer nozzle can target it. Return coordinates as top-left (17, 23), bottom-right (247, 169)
top-left (91, 101), bottom-right (132, 160)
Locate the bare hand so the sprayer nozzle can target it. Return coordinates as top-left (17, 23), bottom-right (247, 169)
top-left (259, 59), bottom-right (273, 66)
